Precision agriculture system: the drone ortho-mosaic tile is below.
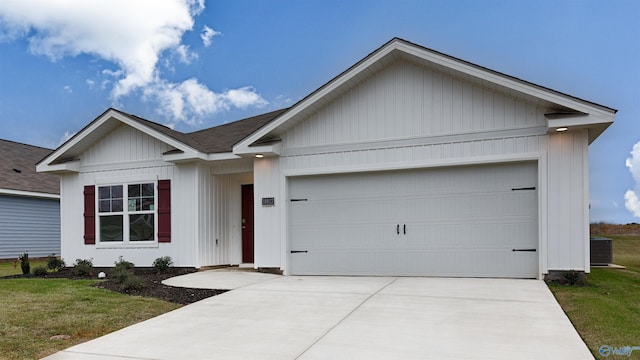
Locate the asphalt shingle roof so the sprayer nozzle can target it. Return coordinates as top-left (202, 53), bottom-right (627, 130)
top-left (117, 108), bottom-right (288, 154)
top-left (0, 139), bottom-right (59, 195)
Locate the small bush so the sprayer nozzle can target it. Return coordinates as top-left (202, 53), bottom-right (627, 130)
top-left (563, 270), bottom-right (587, 286)
top-left (152, 256), bottom-right (173, 273)
top-left (33, 266), bottom-right (48, 276)
top-left (17, 252), bottom-right (30, 275)
top-left (46, 254), bottom-right (65, 272)
top-left (114, 256), bottom-right (135, 271)
top-left (73, 258), bottom-right (93, 277)
top-left (120, 275), bottom-right (144, 291)
top-left (111, 257), bottom-right (136, 284)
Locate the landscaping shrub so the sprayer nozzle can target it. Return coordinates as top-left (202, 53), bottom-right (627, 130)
top-left (73, 258), bottom-right (93, 277)
top-left (114, 256), bottom-right (135, 271)
top-left (120, 274), bottom-right (144, 291)
top-left (17, 252), bottom-right (30, 275)
top-left (46, 254), bottom-right (66, 272)
top-left (33, 266), bottom-right (48, 276)
top-left (152, 256), bottom-right (173, 273)
top-left (111, 256), bottom-right (135, 284)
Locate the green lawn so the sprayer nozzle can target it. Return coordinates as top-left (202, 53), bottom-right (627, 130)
top-left (549, 235), bottom-right (640, 359)
top-left (0, 262), bottom-right (179, 359)
top-left (0, 259), bottom-right (47, 277)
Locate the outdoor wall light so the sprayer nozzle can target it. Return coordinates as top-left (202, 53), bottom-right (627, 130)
top-left (255, 154), bottom-right (264, 158)
top-left (556, 127), bottom-right (568, 132)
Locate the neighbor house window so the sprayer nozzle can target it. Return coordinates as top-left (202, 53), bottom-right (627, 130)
top-left (97, 182), bottom-right (156, 243)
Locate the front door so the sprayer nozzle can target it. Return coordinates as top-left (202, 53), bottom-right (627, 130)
top-left (241, 184), bottom-right (255, 263)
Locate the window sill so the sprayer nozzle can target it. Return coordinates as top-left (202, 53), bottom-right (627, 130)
top-left (96, 242), bottom-right (160, 249)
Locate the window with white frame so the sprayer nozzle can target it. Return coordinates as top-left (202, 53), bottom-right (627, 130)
top-left (98, 182), bottom-right (156, 243)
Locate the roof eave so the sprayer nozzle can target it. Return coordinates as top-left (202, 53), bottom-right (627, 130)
top-left (234, 37), bottom-right (616, 151)
top-left (37, 109), bottom-right (202, 171)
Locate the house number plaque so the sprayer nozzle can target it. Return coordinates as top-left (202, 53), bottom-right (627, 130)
top-left (262, 197), bottom-right (275, 206)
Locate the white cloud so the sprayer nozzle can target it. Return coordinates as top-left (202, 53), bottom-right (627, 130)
top-left (0, 0), bottom-right (200, 98)
top-left (59, 130), bottom-right (76, 146)
top-left (86, 79), bottom-right (95, 89)
top-left (0, 0), bottom-right (266, 124)
top-left (63, 85), bottom-right (72, 93)
top-left (175, 44), bottom-right (198, 64)
top-left (201, 25), bottom-right (220, 47)
top-left (224, 87), bottom-right (269, 109)
top-left (624, 141), bottom-right (640, 217)
top-left (144, 78), bottom-right (267, 125)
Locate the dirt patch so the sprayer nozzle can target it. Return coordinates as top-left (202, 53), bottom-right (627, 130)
top-left (5, 267), bottom-right (227, 305)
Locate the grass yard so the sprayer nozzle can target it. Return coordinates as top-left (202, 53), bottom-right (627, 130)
top-left (0, 259), bottom-right (46, 277)
top-left (549, 235), bottom-right (640, 359)
top-left (0, 262), bottom-right (180, 359)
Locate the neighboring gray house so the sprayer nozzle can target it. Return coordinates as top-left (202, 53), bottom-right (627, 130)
top-left (0, 139), bottom-right (60, 259)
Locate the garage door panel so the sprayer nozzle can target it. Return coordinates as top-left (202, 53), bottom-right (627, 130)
top-left (289, 162), bottom-right (538, 278)
top-left (290, 223), bottom-right (398, 250)
top-left (291, 250), bottom-right (409, 276)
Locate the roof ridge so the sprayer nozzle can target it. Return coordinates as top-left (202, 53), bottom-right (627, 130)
top-left (0, 138), bottom-right (54, 151)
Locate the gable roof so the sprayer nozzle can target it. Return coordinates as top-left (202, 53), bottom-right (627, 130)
top-left (0, 139), bottom-right (59, 196)
top-left (186, 109), bottom-right (289, 153)
top-left (234, 37), bottom-right (616, 154)
top-left (39, 37), bottom-right (617, 172)
top-left (37, 107), bottom-right (288, 172)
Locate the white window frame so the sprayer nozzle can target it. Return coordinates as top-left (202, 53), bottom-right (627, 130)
top-left (95, 178), bottom-right (158, 248)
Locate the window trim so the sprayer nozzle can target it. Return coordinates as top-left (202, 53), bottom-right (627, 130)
top-left (95, 178), bottom-right (159, 248)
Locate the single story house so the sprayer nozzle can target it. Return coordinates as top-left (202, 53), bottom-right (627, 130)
top-left (37, 38), bottom-right (615, 278)
top-left (1, 139), bottom-right (60, 259)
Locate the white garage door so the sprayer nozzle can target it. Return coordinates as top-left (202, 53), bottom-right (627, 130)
top-left (288, 162), bottom-right (538, 278)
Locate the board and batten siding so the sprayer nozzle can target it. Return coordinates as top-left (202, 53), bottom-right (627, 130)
top-left (282, 59), bottom-right (547, 150)
top-left (253, 58), bottom-right (592, 275)
top-left (0, 195), bottom-right (60, 259)
top-left (546, 130), bottom-right (590, 272)
top-left (60, 125), bottom-right (205, 267)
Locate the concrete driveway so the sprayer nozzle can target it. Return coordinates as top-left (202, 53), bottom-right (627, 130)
top-left (44, 274), bottom-right (592, 359)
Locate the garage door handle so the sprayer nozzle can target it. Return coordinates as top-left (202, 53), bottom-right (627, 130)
top-left (291, 250), bottom-right (308, 254)
top-left (397, 224), bottom-right (400, 235)
top-left (403, 224), bottom-right (406, 235)
top-left (512, 248), bottom-right (537, 252)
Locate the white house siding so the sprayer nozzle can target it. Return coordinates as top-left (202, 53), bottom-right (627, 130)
top-left (282, 59), bottom-right (546, 149)
top-left (209, 162), bottom-right (253, 267)
top-left (254, 157), bottom-right (282, 268)
top-left (546, 130), bottom-right (590, 272)
top-left (0, 195), bottom-right (60, 259)
top-left (253, 58), bottom-right (590, 276)
top-left (60, 125), bottom-right (201, 267)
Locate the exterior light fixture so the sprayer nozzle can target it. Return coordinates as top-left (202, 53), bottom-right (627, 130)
top-left (556, 127), bottom-right (568, 132)
top-left (255, 154), bottom-right (264, 158)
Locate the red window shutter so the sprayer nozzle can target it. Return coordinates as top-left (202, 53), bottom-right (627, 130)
top-left (157, 180), bottom-right (171, 243)
top-left (83, 185), bottom-right (96, 245)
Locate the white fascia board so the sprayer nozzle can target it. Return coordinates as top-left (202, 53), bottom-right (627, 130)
top-left (39, 109), bottom-right (205, 168)
top-left (547, 114), bottom-right (611, 129)
top-left (395, 41), bottom-right (616, 119)
top-left (234, 46), bottom-right (397, 153)
top-left (234, 143), bottom-right (281, 157)
top-left (0, 188), bottom-right (60, 199)
top-left (207, 153), bottom-right (242, 161)
top-left (162, 151), bottom-right (242, 163)
top-left (234, 39), bottom-right (614, 153)
top-left (161, 151), bottom-right (207, 163)
top-left (115, 116), bottom-right (201, 155)
top-left (36, 160), bottom-right (80, 173)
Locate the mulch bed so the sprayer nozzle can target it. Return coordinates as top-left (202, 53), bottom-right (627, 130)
top-left (3, 267), bottom-right (227, 305)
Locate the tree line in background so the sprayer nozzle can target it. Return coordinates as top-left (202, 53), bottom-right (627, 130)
top-left (590, 222), bottom-right (640, 235)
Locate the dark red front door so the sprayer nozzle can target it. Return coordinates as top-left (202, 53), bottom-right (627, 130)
top-left (241, 184), bottom-right (254, 263)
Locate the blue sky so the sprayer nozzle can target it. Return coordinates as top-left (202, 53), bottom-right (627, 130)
top-left (0, 0), bottom-right (638, 223)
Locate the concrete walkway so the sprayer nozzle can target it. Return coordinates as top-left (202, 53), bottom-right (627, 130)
top-left (44, 270), bottom-right (593, 359)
